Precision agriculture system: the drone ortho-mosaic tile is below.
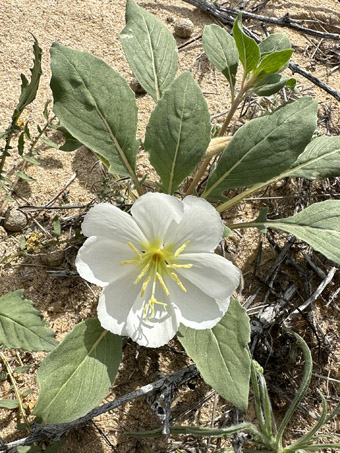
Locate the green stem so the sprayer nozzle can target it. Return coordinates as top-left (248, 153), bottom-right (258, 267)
top-left (0, 350), bottom-right (30, 432)
top-left (250, 360), bottom-right (267, 436)
top-left (275, 330), bottom-right (313, 451)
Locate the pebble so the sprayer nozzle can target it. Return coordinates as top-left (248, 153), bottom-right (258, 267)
top-left (3, 209), bottom-right (28, 232)
top-left (40, 248), bottom-right (65, 268)
top-left (130, 77), bottom-right (147, 95)
top-left (174, 18), bottom-right (194, 39)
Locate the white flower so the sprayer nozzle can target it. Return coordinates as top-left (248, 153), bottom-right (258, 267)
top-left (76, 193), bottom-right (240, 347)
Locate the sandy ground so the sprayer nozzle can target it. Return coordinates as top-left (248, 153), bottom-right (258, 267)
top-left (0, 0), bottom-right (340, 451)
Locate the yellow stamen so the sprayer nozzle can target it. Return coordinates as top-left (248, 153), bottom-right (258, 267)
top-left (167, 263), bottom-right (193, 269)
top-left (127, 241), bottom-right (142, 258)
top-left (144, 297), bottom-right (167, 321)
top-left (141, 275), bottom-right (151, 296)
top-left (174, 240), bottom-right (191, 257)
top-left (170, 272), bottom-right (187, 292)
top-left (134, 261), bottom-right (151, 285)
top-left (156, 272), bottom-right (169, 296)
top-left (120, 259), bottom-right (139, 266)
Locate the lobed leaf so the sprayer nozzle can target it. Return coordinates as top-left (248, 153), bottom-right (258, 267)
top-left (145, 72), bottom-right (211, 194)
top-left (203, 97), bottom-right (317, 199)
top-left (266, 201), bottom-right (340, 265)
top-left (12, 36), bottom-right (42, 125)
top-left (33, 318), bottom-right (122, 424)
top-left (50, 43), bottom-right (139, 177)
top-left (287, 136), bottom-right (340, 180)
top-left (232, 15), bottom-right (259, 76)
top-left (120, 0), bottom-right (178, 102)
top-left (178, 298), bottom-right (251, 411)
top-left (202, 24), bottom-right (238, 89)
top-left (0, 290), bottom-right (57, 352)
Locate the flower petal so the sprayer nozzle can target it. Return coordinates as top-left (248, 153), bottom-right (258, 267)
top-left (166, 196), bottom-right (223, 252)
top-left (166, 277), bottom-right (227, 329)
top-left (177, 252), bottom-right (240, 300)
top-left (126, 302), bottom-right (180, 347)
top-left (76, 236), bottom-right (137, 286)
top-left (131, 192), bottom-right (183, 243)
top-left (82, 203), bottom-right (146, 245)
top-left (97, 270), bottom-right (142, 337)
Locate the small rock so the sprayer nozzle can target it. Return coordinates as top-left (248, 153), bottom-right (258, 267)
top-left (174, 18), bottom-right (194, 39)
top-left (130, 78), bottom-right (147, 95)
top-left (4, 209), bottom-right (28, 232)
top-left (40, 248), bottom-right (65, 268)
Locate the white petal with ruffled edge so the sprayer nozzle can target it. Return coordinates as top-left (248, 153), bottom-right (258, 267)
top-left (131, 192), bottom-right (183, 242)
top-left (81, 203), bottom-right (146, 245)
top-left (166, 196), bottom-right (223, 253)
top-left (76, 236), bottom-right (138, 286)
top-left (176, 252), bottom-right (240, 300)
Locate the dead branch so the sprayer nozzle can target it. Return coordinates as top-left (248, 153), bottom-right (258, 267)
top-left (181, 0), bottom-right (340, 102)
top-left (0, 365), bottom-right (198, 452)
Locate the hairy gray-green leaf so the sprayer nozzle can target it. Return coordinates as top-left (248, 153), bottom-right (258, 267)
top-left (0, 399), bottom-right (19, 409)
top-left (33, 318), bottom-right (122, 424)
top-left (178, 298), bottom-right (251, 411)
top-left (204, 97), bottom-right (317, 199)
top-left (50, 43), bottom-right (139, 177)
top-left (120, 0), bottom-right (178, 102)
top-left (12, 36), bottom-right (42, 125)
top-left (145, 72), bottom-right (211, 194)
top-left (252, 49), bottom-right (294, 83)
top-left (265, 201), bottom-right (340, 265)
top-left (287, 136), bottom-right (340, 180)
top-left (254, 74), bottom-right (296, 96)
top-left (259, 33), bottom-right (292, 55)
top-left (232, 15), bottom-right (259, 75)
top-left (0, 290), bottom-right (57, 352)
top-left (202, 24), bottom-right (238, 88)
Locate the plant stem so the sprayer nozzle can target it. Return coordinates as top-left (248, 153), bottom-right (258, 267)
top-left (0, 350), bottom-right (30, 432)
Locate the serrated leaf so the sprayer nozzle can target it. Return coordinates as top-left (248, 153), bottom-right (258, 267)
top-left (178, 298), bottom-right (251, 411)
top-left (145, 72), bottom-right (211, 193)
top-left (287, 136), bottom-right (340, 180)
top-left (254, 74), bottom-right (296, 96)
top-left (0, 399), bottom-right (19, 409)
top-left (12, 36), bottom-right (42, 125)
top-left (50, 43), bottom-right (139, 177)
top-left (204, 97), bottom-right (317, 199)
top-left (120, 0), bottom-right (178, 102)
top-left (33, 318), bottom-right (122, 424)
top-left (232, 15), bottom-right (259, 75)
top-left (0, 290), bottom-right (57, 352)
top-left (202, 24), bottom-right (238, 88)
top-left (265, 201), bottom-right (340, 265)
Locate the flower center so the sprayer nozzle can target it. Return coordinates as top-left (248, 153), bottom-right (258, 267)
top-left (120, 239), bottom-right (193, 321)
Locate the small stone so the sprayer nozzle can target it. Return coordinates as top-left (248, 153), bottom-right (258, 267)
top-left (4, 209), bottom-right (28, 232)
top-left (40, 248), bottom-right (65, 268)
top-left (174, 18), bottom-right (194, 39)
top-left (130, 78), bottom-right (147, 95)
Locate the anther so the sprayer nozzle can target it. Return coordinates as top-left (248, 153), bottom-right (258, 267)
top-left (170, 272), bottom-right (187, 292)
top-left (174, 240), bottom-right (191, 257)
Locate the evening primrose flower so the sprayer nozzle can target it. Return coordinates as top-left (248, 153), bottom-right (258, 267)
top-left (76, 193), bottom-right (240, 347)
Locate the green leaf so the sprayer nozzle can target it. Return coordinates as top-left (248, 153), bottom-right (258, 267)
top-left (178, 298), bottom-right (251, 411)
top-left (287, 136), bottom-right (340, 180)
top-left (120, 0), bottom-right (178, 102)
top-left (253, 74), bottom-right (296, 96)
top-left (252, 49), bottom-right (294, 82)
top-left (50, 43), bottom-right (139, 177)
top-left (265, 201), bottom-right (340, 265)
top-left (33, 318), bottom-right (122, 424)
top-left (14, 365), bottom-right (31, 374)
top-left (22, 155), bottom-right (40, 165)
top-left (203, 97), bottom-right (317, 199)
top-left (16, 171), bottom-right (35, 182)
top-left (0, 290), bottom-right (57, 352)
top-left (145, 72), bottom-right (211, 194)
top-left (12, 36), bottom-right (42, 125)
top-left (259, 33), bottom-right (292, 56)
top-left (202, 24), bottom-right (238, 88)
top-left (18, 132), bottom-right (25, 156)
top-left (40, 136), bottom-right (59, 149)
top-left (0, 399), bottom-right (19, 409)
top-left (232, 15), bottom-right (259, 76)
top-left (52, 215), bottom-right (61, 237)
top-left (58, 126), bottom-right (83, 152)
